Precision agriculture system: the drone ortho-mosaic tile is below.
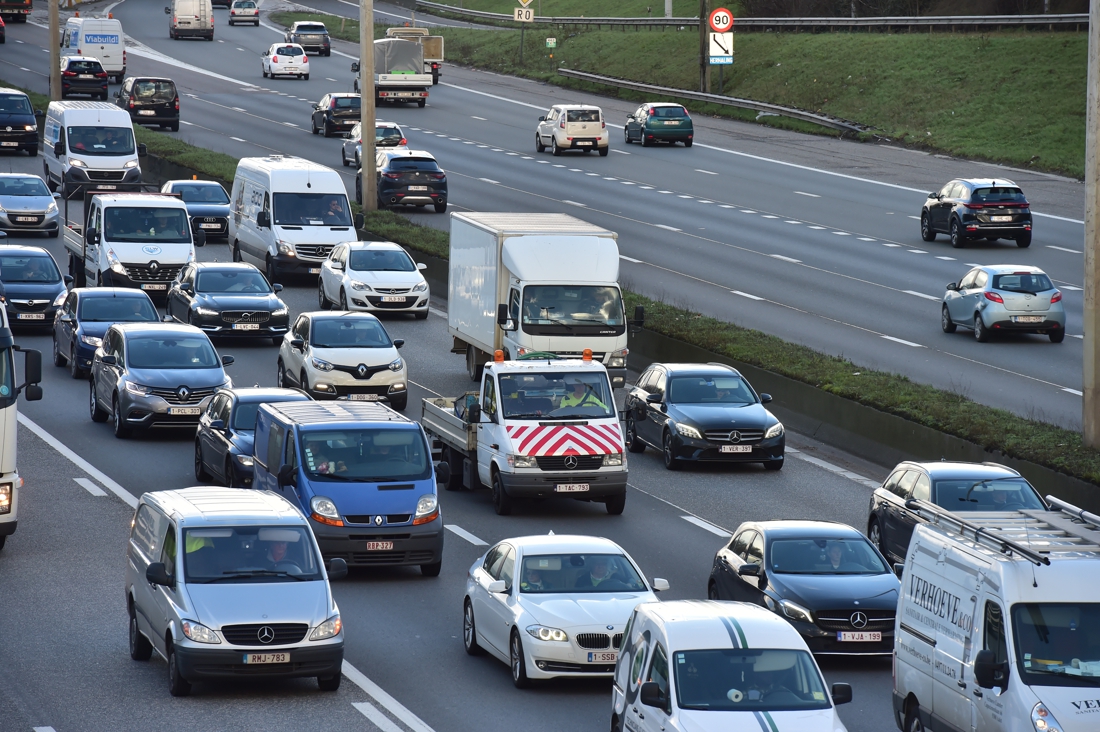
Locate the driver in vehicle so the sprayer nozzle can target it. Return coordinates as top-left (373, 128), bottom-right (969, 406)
top-left (575, 557), bottom-right (617, 588)
top-left (560, 379), bottom-right (607, 410)
top-left (264, 540), bottom-right (289, 567)
top-left (21, 259), bottom-right (51, 281)
top-left (822, 542), bottom-right (863, 572)
top-left (324, 198), bottom-right (346, 221)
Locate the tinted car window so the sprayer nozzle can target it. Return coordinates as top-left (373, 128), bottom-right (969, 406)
top-left (0, 94), bottom-right (32, 115)
top-left (895, 471), bottom-right (919, 499)
top-left (310, 318), bottom-right (391, 348)
top-left (65, 60), bottom-right (104, 74)
top-left (132, 80), bottom-right (176, 101)
top-left (104, 206), bottom-right (189, 242)
top-left (272, 193), bottom-right (350, 226)
top-left (0, 254), bottom-right (61, 283)
top-left (972, 187), bottom-right (1026, 203)
top-left (769, 538), bottom-right (887, 575)
top-left (296, 24), bottom-right (327, 33)
top-left (933, 477), bottom-right (1045, 511)
top-left (67, 126), bottom-right (136, 156)
top-left (519, 553), bottom-right (646, 593)
top-left (349, 249), bottom-right (414, 272)
top-left (652, 106), bottom-right (687, 118)
top-left (0, 178), bottom-right (49, 197)
top-left (195, 270), bottom-right (271, 293)
top-left (668, 375), bottom-right (756, 404)
top-left (173, 184), bottom-right (230, 204)
top-left (675, 649), bottom-right (830, 712)
top-left (126, 334), bottom-right (220, 369)
top-left (183, 525), bottom-right (323, 583)
top-left (378, 127), bottom-right (404, 145)
top-left (566, 110), bottom-right (600, 122)
top-left (387, 159), bottom-right (440, 171)
top-left (333, 96), bottom-right (360, 109)
top-left (275, 46), bottom-right (304, 56)
top-left (913, 473), bottom-right (931, 501)
top-left (300, 428), bottom-right (430, 481)
top-left (79, 296), bottom-right (158, 322)
top-left (993, 273), bottom-right (1053, 293)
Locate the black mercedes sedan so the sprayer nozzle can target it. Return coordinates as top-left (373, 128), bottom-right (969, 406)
top-left (165, 262), bottom-right (289, 345)
top-left (708, 520), bottom-right (899, 656)
top-left (194, 386), bottom-right (310, 487)
top-left (920, 178), bottom-right (1032, 249)
top-left (0, 245), bottom-right (71, 329)
top-left (160, 180), bottom-right (231, 242)
top-left (624, 362), bottom-right (784, 471)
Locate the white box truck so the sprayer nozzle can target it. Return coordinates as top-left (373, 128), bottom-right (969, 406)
top-left (62, 16), bottom-right (126, 83)
top-left (0, 305), bottom-right (44, 552)
top-left (448, 212), bottom-right (640, 388)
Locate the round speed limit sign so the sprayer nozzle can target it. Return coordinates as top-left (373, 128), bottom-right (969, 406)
top-left (709, 7), bottom-right (734, 33)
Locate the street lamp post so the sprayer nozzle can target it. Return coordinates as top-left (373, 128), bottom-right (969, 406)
top-left (360, 0), bottom-right (377, 212)
top-left (50, 0), bottom-right (61, 101)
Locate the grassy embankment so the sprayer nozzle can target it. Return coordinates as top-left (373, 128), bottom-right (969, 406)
top-left (274, 10), bottom-right (1086, 178)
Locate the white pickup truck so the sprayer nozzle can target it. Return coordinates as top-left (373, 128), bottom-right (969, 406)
top-left (351, 38), bottom-right (432, 107)
top-left (421, 352), bottom-right (628, 516)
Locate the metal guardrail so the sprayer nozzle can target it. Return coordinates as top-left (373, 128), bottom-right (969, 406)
top-left (556, 69), bottom-right (871, 134)
top-left (416, 2), bottom-right (1087, 30)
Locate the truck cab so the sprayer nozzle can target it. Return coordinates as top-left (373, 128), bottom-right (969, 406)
top-left (251, 401), bottom-right (444, 576)
top-left (0, 305), bottom-right (43, 551)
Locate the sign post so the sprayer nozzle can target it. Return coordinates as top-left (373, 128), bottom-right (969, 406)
top-left (515, 0), bottom-right (534, 64)
top-left (361, 0), bottom-right (376, 211)
top-left (708, 8), bottom-right (734, 96)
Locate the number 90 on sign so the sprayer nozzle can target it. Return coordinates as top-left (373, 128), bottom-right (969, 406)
top-left (709, 7), bottom-right (734, 33)
top-left (514, 7), bottom-right (534, 22)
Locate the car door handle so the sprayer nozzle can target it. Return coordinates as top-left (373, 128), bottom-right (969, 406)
top-left (973, 689), bottom-right (983, 699)
top-left (490, 444), bottom-right (499, 449)
top-left (957, 680), bottom-right (967, 690)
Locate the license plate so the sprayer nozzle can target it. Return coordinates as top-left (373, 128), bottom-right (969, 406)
top-left (719, 445), bottom-right (752, 453)
top-left (837, 631), bottom-right (882, 642)
top-left (1014, 315), bottom-right (1044, 323)
top-left (991, 215), bottom-right (1012, 222)
top-left (0, 142), bottom-right (17, 147)
top-left (96, 185), bottom-right (117, 190)
top-left (664, 121), bottom-right (678, 125)
top-left (232, 323), bottom-right (260, 330)
top-left (576, 141), bottom-right (593, 146)
top-left (15, 216), bottom-right (37, 222)
top-left (199, 223), bottom-right (220, 229)
top-left (285, 67), bottom-right (299, 72)
top-left (588, 651), bottom-right (617, 663)
top-left (243, 652), bottom-right (289, 664)
top-left (408, 186), bottom-right (428, 191)
top-left (381, 296), bottom-right (406, 303)
top-left (366, 541), bottom-right (394, 551)
top-left (79, 74), bottom-right (94, 79)
top-left (555, 483), bottom-right (590, 492)
top-left (141, 283), bottom-right (167, 291)
top-left (168, 407), bottom-right (202, 416)
top-left (16, 313), bottom-right (45, 320)
top-left (309, 268), bottom-right (321, 274)
top-left (348, 393), bottom-right (383, 401)
top-left (138, 110), bottom-right (155, 116)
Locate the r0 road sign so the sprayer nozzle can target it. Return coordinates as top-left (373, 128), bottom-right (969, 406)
top-left (514, 7), bottom-right (534, 22)
top-left (709, 7), bottom-right (734, 33)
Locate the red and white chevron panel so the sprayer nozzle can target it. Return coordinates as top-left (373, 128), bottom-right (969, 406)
top-left (506, 423), bottom-right (624, 456)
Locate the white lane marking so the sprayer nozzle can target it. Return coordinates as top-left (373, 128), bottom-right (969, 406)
top-left (1071, 334), bottom-right (1085, 339)
top-left (563, 200), bottom-right (587, 207)
top-left (640, 186), bottom-right (654, 190)
top-left (858, 237), bottom-right (875, 241)
top-left (237, 47), bottom-right (246, 52)
top-left (409, 377), bottom-right (443, 396)
top-left (74, 477), bottom-right (107, 497)
top-left (181, 121), bottom-right (194, 126)
top-left (620, 255), bottom-right (643, 263)
top-left (14, 39), bottom-right (24, 43)
top-left (612, 149), bottom-right (630, 155)
top-left (1062, 285), bottom-right (1083, 291)
top-left (536, 160), bottom-right (550, 164)
top-left (658, 190), bottom-right (673, 194)
top-left (881, 335), bottom-right (924, 348)
top-left (936, 256), bottom-right (957, 260)
top-left (719, 204), bottom-right (735, 209)
top-left (678, 195), bottom-right (693, 199)
top-left (622, 181), bottom-right (636, 186)
top-left (18, 415), bottom-right (137, 508)
top-left (603, 177), bottom-right (618, 181)
top-left (682, 515), bottom-right (730, 537)
top-left (586, 172), bottom-right (600, 177)
top-left (908, 249), bottom-right (928, 254)
top-left (908, 215), bottom-right (921, 220)
top-left (785, 220), bottom-right (801, 224)
top-left (521, 155), bottom-right (533, 159)
top-left (446, 525), bottom-right (488, 546)
top-left (491, 148), bottom-right (503, 151)
top-left (353, 703), bottom-right (404, 732)
top-left (33, 728), bottom-right (58, 732)
top-left (787, 453), bottom-right (880, 489)
top-left (440, 81), bottom-right (549, 111)
top-left (282, 122), bottom-right (297, 127)
top-left (732, 290), bottom-right (764, 301)
top-left (698, 200), bottom-right (712, 204)
top-left (217, 39), bottom-right (225, 43)
top-left (1064, 387), bottom-right (1084, 396)
top-left (479, 178), bottom-right (499, 184)
top-left (794, 191), bottom-right (820, 198)
top-left (342, 661), bottom-right (438, 732)
top-left (761, 214), bottom-right (778, 218)
top-left (882, 243), bottom-right (901, 247)
top-left (478, 145), bottom-right (489, 148)
top-left (1047, 245), bottom-right (1082, 254)
top-left (769, 254), bottom-right (801, 263)
top-left (832, 231), bottom-right (850, 235)
top-left (230, 136), bottom-right (246, 142)
top-left (695, 169), bottom-right (718, 175)
top-left (807, 225), bottom-right (825, 229)
top-left (656, 224), bottom-right (681, 232)
top-left (904, 290), bottom-right (940, 301)
top-left (19, 67), bottom-right (30, 72)
top-left (326, 77), bottom-right (338, 82)
top-left (471, 115), bottom-right (487, 120)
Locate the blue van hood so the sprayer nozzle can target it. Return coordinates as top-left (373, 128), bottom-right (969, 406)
top-left (305, 477), bottom-right (429, 515)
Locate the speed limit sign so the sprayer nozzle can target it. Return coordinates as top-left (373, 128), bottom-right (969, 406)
top-left (709, 7), bottom-right (734, 33)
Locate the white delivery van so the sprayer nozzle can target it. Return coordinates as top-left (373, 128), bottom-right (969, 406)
top-left (166, 0), bottom-right (214, 41)
top-left (893, 496), bottom-right (1100, 732)
top-left (448, 213), bottom-right (638, 388)
top-left (62, 16), bottom-right (126, 82)
top-left (228, 155), bottom-right (353, 283)
top-left (43, 101), bottom-right (145, 198)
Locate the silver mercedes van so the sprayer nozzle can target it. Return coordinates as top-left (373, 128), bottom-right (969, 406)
top-left (125, 487), bottom-right (347, 696)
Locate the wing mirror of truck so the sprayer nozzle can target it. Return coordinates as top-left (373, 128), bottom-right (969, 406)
top-left (257, 210), bottom-right (271, 228)
top-left (164, 6), bottom-right (171, 13)
top-left (354, 212), bottom-right (364, 230)
top-left (350, 62), bottom-right (360, 73)
top-left (137, 143), bottom-right (147, 158)
top-left (14, 347), bottom-right (43, 401)
top-left (328, 557), bottom-right (348, 580)
top-left (277, 464), bottom-right (298, 488)
top-left (738, 563), bottom-right (761, 577)
top-left (495, 303), bottom-right (515, 330)
top-left (194, 229), bottom-right (206, 248)
top-left (831, 683), bottom-right (853, 706)
top-left (53, 141), bottom-right (66, 156)
top-left (435, 460), bottom-right (451, 486)
top-left (629, 304), bottom-right (645, 333)
top-left (467, 402), bottom-right (481, 423)
top-left (86, 227), bottom-right (99, 245)
top-left (146, 562), bottom-right (174, 587)
top-left (973, 649), bottom-right (1010, 689)
top-left (640, 682), bottom-right (669, 710)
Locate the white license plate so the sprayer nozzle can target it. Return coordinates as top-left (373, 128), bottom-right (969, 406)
top-left (1014, 315), bottom-right (1044, 323)
top-left (141, 283), bottom-right (167, 291)
top-left (348, 393), bottom-right (383, 401)
top-left (309, 268), bottom-right (321, 274)
top-left (138, 110), bottom-right (155, 116)
top-left (408, 186), bottom-right (428, 191)
top-left (15, 216), bottom-right (37, 222)
top-left (0, 142), bottom-right (17, 147)
top-left (16, 313), bottom-right (45, 320)
top-left (232, 323), bottom-right (260, 330)
top-left (664, 121), bottom-right (678, 125)
top-left (381, 296), bottom-right (406, 303)
top-left (96, 185), bottom-right (117, 190)
top-left (719, 445), bottom-right (752, 453)
top-left (284, 67), bottom-right (299, 73)
top-left (168, 407), bottom-right (202, 416)
top-left (366, 541), bottom-right (394, 550)
top-left (199, 223), bottom-right (220, 229)
top-left (243, 652), bottom-right (289, 664)
top-left (555, 483), bottom-right (590, 492)
top-left (79, 74), bottom-right (94, 79)
top-left (990, 215), bottom-right (1013, 222)
top-left (837, 631), bottom-right (882, 642)
top-left (576, 141), bottom-right (593, 146)
top-left (588, 651), bottom-right (617, 663)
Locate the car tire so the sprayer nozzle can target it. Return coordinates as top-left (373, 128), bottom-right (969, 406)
top-left (551, 138), bottom-right (561, 157)
top-left (685, 139), bottom-right (693, 147)
top-left (1017, 232), bottom-right (1032, 248)
top-left (70, 343), bottom-right (84, 379)
top-left (232, 241), bottom-right (242, 262)
top-left (195, 440), bottom-right (211, 482)
top-left (920, 213), bottom-right (936, 242)
top-left (510, 631), bottom-right (530, 689)
top-left (708, 581), bottom-right (720, 600)
top-left (129, 606), bottom-right (153, 661)
top-left (389, 393), bottom-right (408, 411)
top-left (255, 20), bottom-right (259, 26)
top-left (300, 371), bottom-right (311, 396)
top-left (311, 119), bottom-right (318, 135)
top-left (605, 492), bottom-right (626, 515)
top-left (417, 99), bottom-right (425, 108)
top-left (941, 305), bottom-right (957, 333)
top-left (317, 674), bottom-right (341, 692)
top-left (950, 219), bottom-right (965, 249)
top-left (341, 149), bottom-right (349, 167)
top-left (318, 279), bottom-right (330, 310)
top-left (463, 599), bottom-right (484, 655)
top-left (763, 459), bottom-right (784, 471)
top-left (277, 359), bottom-right (288, 388)
top-left (623, 128), bottom-right (631, 144)
top-left (339, 289), bottom-right (348, 311)
top-left (225, 457), bottom-right (240, 488)
top-left (974, 313), bottom-right (990, 343)
top-left (535, 134), bottom-right (545, 153)
top-left (492, 470), bottom-right (512, 516)
top-left (167, 644), bottom-right (192, 697)
top-left (52, 334), bottom-right (68, 367)
top-left (262, 67), bottom-right (268, 78)
top-left (642, 135), bottom-right (652, 147)
top-left (90, 380), bottom-right (109, 423)
top-left (420, 560), bottom-right (441, 577)
top-left (466, 344), bottom-right (483, 382)
top-left (599, 146), bottom-right (609, 157)
top-left (868, 518), bottom-right (887, 556)
top-left (904, 705), bottom-right (925, 732)
top-left (323, 123), bottom-right (332, 138)
top-left (112, 394), bottom-right (130, 438)
top-left (1050, 329), bottom-right (1066, 344)
top-left (265, 255), bottom-right (278, 284)
top-left (434, 202), bottom-right (447, 214)
top-left (662, 432), bottom-right (680, 471)
top-left (625, 417), bottom-right (645, 453)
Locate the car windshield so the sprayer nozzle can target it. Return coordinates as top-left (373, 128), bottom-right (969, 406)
top-left (67, 126), bottom-right (135, 156)
top-left (768, 538), bottom-right (888, 575)
top-left (65, 60), bottom-right (103, 74)
top-left (668, 375), bottom-right (757, 404)
top-left (104, 206), bottom-right (191, 243)
top-left (499, 370), bottom-right (615, 420)
top-left (296, 24), bottom-right (327, 33)
top-left (182, 526), bottom-right (323, 583)
top-left (0, 178), bottom-right (51, 197)
top-left (272, 192), bottom-right (351, 226)
top-left (566, 109), bottom-right (600, 122)
top-left (992, 273), bottom-right (1054, 294)
top-left (0, 94), bottom-right (33, 115)
top-left (972, 187), bottom-right (1026, 203)
top-left (519, 553), bottom-right (646, 593)
top-left (652, 106), bottom-right (687, 118)
top-left (333, 96), bottom-right (360, 109)
top-left (0, 254), bottom-right (61, 284)
top-left (520, 285), bottom-right (625, 334)
top-left (132, 80), bottom-right (176, 102)
top-left (300, 428), bottom-right (431, 482)
top-left (310, 318), bottom-right (392, 348)
top-left (675, 649), bottom-right (831, 712)
top-left (172, 183), bottom-right (230, 204)
top-left (388, 159), bottom-right (439, 171)
top-left (348, 248), bottom-right (415, 272)
top-left (78, 296), bottom-right (158, 322)
top-left (126, 334), bottom-right (220, 369)
top-left (1012, 603), bottom-right (1100, 687)
top-left (378, 127), bottom-right (404, 145)
top-left (196, 270), bottom-right (272, 294)
top-left (275, 45), bottom-right (304, 56)
top-left (933, 477), bottom-right (1046, 511)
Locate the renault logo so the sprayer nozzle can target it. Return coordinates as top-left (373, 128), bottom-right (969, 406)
top-left (257, 626), bottom-right (275, 644)
top-left (357, 364), bottom-right (368, 377)
top-left (374, 515), bottom-right (383, 526)
top-left (850, 612), bottom-right (869, 629)
top-left (729, 431), bottom-right (742, 444)
top-left (563, 455), bottom-right (579, 469)
top-left (178, 386), bottom-right (190, 401)
top-left (149, 261), bottom-right (159, 272)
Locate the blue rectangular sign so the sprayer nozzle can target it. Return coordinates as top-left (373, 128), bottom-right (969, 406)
top-left (84, 34), bottom-right (120, 45)
top-left (709, 56), bottom-right (733, 65)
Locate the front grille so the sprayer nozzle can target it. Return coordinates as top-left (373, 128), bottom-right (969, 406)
top-left (87, 170), bottom-right (126, 181)
top-left (193, 660), bottom-right (334, 676)
top-left (333, 550), bottom-right (435, 565)
top-left (295, 244), bottom-right (335, 261)
top-left (538, 662), bottom-right (615, 673)
top-left (193, 216), bottom-right (228, 234)
top-left (221, 622), bottom-right (308, 646)
top-left (344, 515), bottom-right (411, 526)
top-left (704, 429), bottom-right (764, 443)
top-left (556, 352), bottom-right (607, 360)
top-left (332, 363), bottom-right (390, 380)
top-left (536, 455), bottom-right (603, 471)
top-left (366, 296), bottom-right (416, 309)
top-left (612, 633), bottom-right (623, 649)
top-left (373, 287), bottom-right (410, 295)
top-left (148, 385), bottom-right (216, 405)
top-left (815, 610), bottom-right (896, 633)
top-left (221, 311), bottom-right (271, 324)
top-left (125, 263), bottom-right (181, 282)
top-left (576, 633), bottom-right (611, 649)
top-left (7, 300), bottom-right (50, 312)
top-left (5, 214), bottom-right (44, 227)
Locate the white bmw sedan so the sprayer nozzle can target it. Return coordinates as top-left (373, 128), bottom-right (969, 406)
top-left (463, 534), bottom-right (668, 687)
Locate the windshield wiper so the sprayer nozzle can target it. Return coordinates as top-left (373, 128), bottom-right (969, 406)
top-left (199, 570), bottom-right (310, 583)
top-left (308, 472), bottom-right (356, 481)
top-left (550, 412), bottom-right (608, 420)
top-left (504, 412), bottom-right (547, 419)
top-left (1000, 288), bottom-right (1038, 296)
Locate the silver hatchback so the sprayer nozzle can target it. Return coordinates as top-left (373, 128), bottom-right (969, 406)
top-left (0, 174), bottom-right (60, 237)
top-left (941, 264), bottom-right (1065, 343)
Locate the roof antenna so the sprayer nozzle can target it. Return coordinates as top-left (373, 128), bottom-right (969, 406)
top-left (1024, 517), bottom-right (1038, 587)
top-left (306, 165), bottom-right (312, 189)
top-left (547, 529), bottom-right (554, 535)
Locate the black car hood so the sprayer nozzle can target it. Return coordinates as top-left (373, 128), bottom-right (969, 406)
top-left (0, 112), bottom-right (36, 126)
top-left (195, 293), bottom-right (281, 310)
top-left (769, 572), bottom-right (900, 611)
top-left (669, 402), bottom-right (771, 429)
top-left (184, 203), bottom-right (230, 218)
top-left (2, 280), bottom-right (66, 301)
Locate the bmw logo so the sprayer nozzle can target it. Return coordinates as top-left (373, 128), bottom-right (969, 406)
top-left (607, 625), bottom-right (614, 630)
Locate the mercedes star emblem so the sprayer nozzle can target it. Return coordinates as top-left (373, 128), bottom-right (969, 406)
top-left (357, 364), bottom-right (368, 377)
top-left (729, 431), bottom-right (742, 444)
top-left (257, 626), bottom-right (275, 644)
top-left (563, 455), bottom-right (579, 469)
top-left (850, 611), bottom-right (869, 629)
top-left (4, 127), bottom-right (10, 132)
top-left (178, 386), bottom-right (190, 401)
top-left (374, 515), bottom-right (383, 526)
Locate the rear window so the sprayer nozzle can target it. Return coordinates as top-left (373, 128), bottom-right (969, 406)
top-left (378, 127), bottom-right (405, 146)
top-left (566, 109), bottom-right (601, 123)
top-left (296, 24), bottom-right (328, 33)
top-left (132, 80), bottom-right (176, 102)
top-left (232, 1), bottom-right (256, 6)
top-left (66, 60), bottom-right (104, 74)
top-left (275, 46), bottom-right (304, 56)
top-left (388, 159), bottom-right (440, 171)
top-left (992, 273), bottom-right (1054, 293)
top-left (971, 187), bottom-right (1027, 203)
top-left (333, 96), bottom-right (360, 109)
top-left (652, 106), bottom-right (687, 118)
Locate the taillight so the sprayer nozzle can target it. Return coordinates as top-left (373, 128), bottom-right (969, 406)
top-left (62, 70), bottom-right (76, 77)
top-left (648, 108), bottom-right (655, 116)
top-left (95, 72), bottom-right (107, 78)
top-left (428, 172), bottom-right (445, 180)
top-left (231, 9), bottom-right (236, 14)
top-left (399, 138), bottom-right (406, 145)
top-left (965, 203), bottom-right (983, 210)
top-left (601, 120), bottom-right (606, 128)
top-left (984, 292), bottom-right (1004, 304)
top-left (1052, 291), bottom-right (1063, 304)
top-left (174, 97), bottom-right (180, 111)
top-left (272, 55), bottom-right (278, 63)
top-left (128, 101), bottom-right (134, 108)
top-left (330, 99), bottom-right (336, 109)
top-left (382, 172), bottom-right (401, 180)
top-left (123, 49), bottom-right (127, 64)
top-left (559, 118), bottom-right (565, 129)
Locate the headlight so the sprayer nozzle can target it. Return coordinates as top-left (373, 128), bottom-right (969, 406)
top-left (310, 496), bottom-right (339, 519)
top-left (415, 493), bottom-right (438, 517)
top-left (608, 347), bottom-right (628, 369)
top-left (46, 201), bottom-right (58, 213)
top-left (765, 422), bottom-right (785, 439)
top-left (0, 483), bottom-right (11, 515)
top-left (124, 381), bottom-right (151, 396)
top-left (350, 281), bottom-right (372, 291)
top-left (53, 291), bottom-right (68, 308)
top-left (194, 307), bottom-right (219, 317)
top-left (780, 600), bottom-right (813, 624)
top-left (106, 249), bottom-right (126, 275)
top-left (277, 240), bottom-right (295, 256)
top-left (675, 423), bottom-right (702, 439)
top-left (181, 620), bottom-right (221, 644)
top-left (412, 282), bottom-right (427, 293)
top-left (526, 625), bottom-right (568, 642)
top-left (234, 454), bottom-right (254, 467)
top-left (309, 614), bottom-right (342, 641)
top-left (1032, 702), bottom-right (1064, 732)
top-left (602, 453), bottom-right (623, 466)
top-left (388, 357), bottom-right (403, 372)
top-left (311, 357), bottom-right (334, 372)
top-left (68, 158), bottom-right (86, 168)
top-left (509, 454), bottom-right (537, 468)
top-left (272, 306), bottom-right (289, 316)
top-left (123, 159), bottom-right (139, 169)
top-left (80, 334), bottom-right (102, 347)
top-left (24, 124), bottom-right (37, 132)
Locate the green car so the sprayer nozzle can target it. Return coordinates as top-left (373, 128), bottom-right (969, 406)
top-left (623, 103), bottom-right (694, 147)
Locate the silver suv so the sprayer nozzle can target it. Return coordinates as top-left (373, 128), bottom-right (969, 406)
top-left (941, 264), bottom-right (1066, 343)
top-left (126, 487), bottom-right (348, 696)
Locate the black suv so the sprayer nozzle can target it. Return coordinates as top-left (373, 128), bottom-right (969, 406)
top-left (920, 178), bottom-right (1032, 249)
top-left (867, 460), bottom-right (1048, 563)
top-left (59, 57), bottom-right (108, 100)
top-left (285, 21), bottom-right (330, 56)
top-left (311, 93), bottom-right (360, 137)
top-left (115, 77), bottom-right (179, 131)
top-left (0, 88), bottom-right (41, 156)
top-left (358, 150), bottom-right (448, 213)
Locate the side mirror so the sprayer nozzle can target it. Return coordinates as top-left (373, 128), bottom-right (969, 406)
top-left (87, 228), bottom-right (100, 245)
top-left (929, 192), bottom-right (940, 199)
top-left (221, 355), bottom-right (235, 366)
top-left (974, 649), bottom-right (1009, 690)
top-left (208, 418), bottom-right (226, 431)
top-left (328, 557), bottom-right (348, 580)
top-left (496, 303), bottom-right (509, 326)
top-left (651, 577), bottom-right (669, 592)
top-left (351, 62), bottom-right (360, 72)
top-left (273, 283), bottom-right (283, 293)
top-left (164, 6), bottom-right (171, 13)
top-left (23, 384), bottom-right (43, 402)
top-left (639, 682), bottom-right (668, 710)
top-left (114, 90), bottom-right (121, 98)
top-left (20, 348), bottom-right (42, 389)
top-left (417, 262), bottom-right (427, 271)
top-left (162, 314), bottom-right (174, 323)
top-left (893, 562), bottom-right (905, 579)
top-left (645, 393), bottom-right (662, 404)
top-left (137, 143), bottom-right (147, 158)
top-left (277, 463), bottom-right (297, 488)
top-left (180, 282), bottom-right (193, 294)
top-left (53, 140), bottom-right (65, 156)
top-left (487, 579), bottom-right (507, 593)
top-left (64, 275), bottom-right (74, 286)
top-left (194, 229), bottom-right (206, 248)
top-left (290, 338), bottom-right (305, 351)
top-left (146, 562), bottom-right (173, 587)
top-left (257, 210), bottom-right (271, 228)
top-left (467, 402), bottom-right (481, 423)
top-left (332, 261), bottom-right (344, 271)
top-left (342, 132), bottom-right (351, 139)
top-left (393, 339), bottom-right (405, 349)
top-left (738, 563), bottom-right (761, 577)
top-left (831, 683), bottom-right (853, 706)
top-left (59, 313), bottom-right (74, 324)
top-left (760, 393), bottom-right (773, 404)
top-left (435, 461), bottom-right (451, 486)
top-left (946, 282), bottom-right (958, 291)
top-left (631, 305), bottom-right (645, 327)
top-left (354, 212), bottom-right (364, 229)
top-left (100, 354), bottom-right (117, 366)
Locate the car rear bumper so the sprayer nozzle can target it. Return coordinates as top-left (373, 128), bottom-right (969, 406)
top-left (172, 27), bottom-right (214, 38)
top-left (498, 469), bottom-right (627, 499)
top-left (61, 81), bottom-right (108, 95)
top-left (565, 138), bottom-right (607, 150)
top-left (311, 516), bottom-right (444, 567)
top-left (175, 642), bottom-right (344, 681)
top-left (645, 128), bottom-right (693, 141)
top-left (962, 222), bottom-right (1031, 237)
top-left (130, 110), bottom-right (179, 125)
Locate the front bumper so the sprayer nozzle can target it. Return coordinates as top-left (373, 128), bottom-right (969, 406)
top-left (0, 208), bottom-right (60, 234)
top-left (669, 433), bottom-right (785, 464)
top-left (190, 313), bottom-right (290, 339)
top-left (0, 520), bottom-right (15, 536)
top-left (119, 393), bottom-right (216, 430)
top-left (348, 291), bottom-right (429, 314)
top-left (0, 129), bottom-right (38, 153)
top-left (71, 341), bottom-right (97, 372)
top-left (311, 515), bottom-right (443, 567)
top-left (524, 630), bottom-right (621, 679)
top-left (785, 617), bottom-right (894, 656)
top-left (6, 304), bottom-right (58, 325)
top-left (63, 166), bottom-right (142, 193)
top-left (100, 266), bottom-right (180, 299)
top-left (306, 367), bottom-right (406, 401)
top-left (498, 468), bottom-right (627, 500)
top-left (272, 252), bottom-right (328, 276)
top-left (174, 640), bottom-right (344, 681)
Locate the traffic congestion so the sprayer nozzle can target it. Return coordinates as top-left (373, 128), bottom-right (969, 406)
top-left (0, 3), bottom-right (1097, 732)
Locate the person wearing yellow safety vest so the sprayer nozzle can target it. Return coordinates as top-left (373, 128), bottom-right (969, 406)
top-left (559, 379), bottom-right (607, 410)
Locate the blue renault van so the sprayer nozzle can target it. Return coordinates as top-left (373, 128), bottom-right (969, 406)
top-left (252, 401), bottom-right (444, 576)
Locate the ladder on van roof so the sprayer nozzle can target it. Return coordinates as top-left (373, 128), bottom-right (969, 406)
top-left (905, 495), bottom-right (1100, 567)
